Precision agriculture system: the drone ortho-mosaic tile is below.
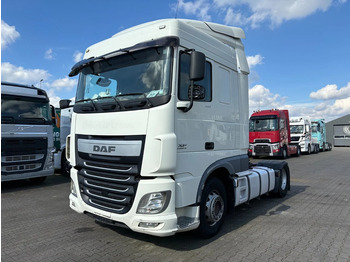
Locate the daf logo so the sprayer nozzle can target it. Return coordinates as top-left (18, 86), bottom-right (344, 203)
top-left (93, 145), bottom-right (116, 153)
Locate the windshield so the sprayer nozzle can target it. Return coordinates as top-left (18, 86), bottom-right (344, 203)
top-left (249, 118), bottom-right (279, 132)
top-left (290, 125), bottom-right (304, 134)
top-left (1, 95), bottom-right (51, 125)
top-left (75, 46), bottom-right (172, 112)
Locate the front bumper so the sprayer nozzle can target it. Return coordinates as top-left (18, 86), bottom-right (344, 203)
top-left (69, 168), bottom-right (180, 237)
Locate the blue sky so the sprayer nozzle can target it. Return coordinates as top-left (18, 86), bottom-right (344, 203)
top-left (2, 0), bottom-right (350, 121)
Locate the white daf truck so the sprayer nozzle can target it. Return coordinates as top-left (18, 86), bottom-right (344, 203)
top-left (290, 116), bottom-right (319, 154)
top-left (67, 19), bottom-right (291, 238)
top-left (1, 82), bottom-right (55, 182)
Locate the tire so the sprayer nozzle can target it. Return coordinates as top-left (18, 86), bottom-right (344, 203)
top-left (328, 144), bottom-right (332, 151)
top-left (61, 149), bottom-right (71, 177)
top-left (197, 177), bottom-right (227, 238)
top-left (276, 166), bottom-right (288, 198)
top-left (295, 146), bottom-right (301, 157)
top-left (307, 145), bottom-right (311, 155)
top-left (281, 146), bottom-right (288, 159)
top-left (321, 142), bottom-right (325, 152)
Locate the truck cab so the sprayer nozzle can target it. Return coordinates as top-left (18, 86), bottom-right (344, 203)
top-left (249, 109), bottom-right (299, 158)
top-left (290, 116), bottom-right (318, 154)
top-left (312, 119), bottom-right (332, 151)
top-left (67, 19), bottom-right (290, 238)
top-left (1, 82), bottom-right (55, 182)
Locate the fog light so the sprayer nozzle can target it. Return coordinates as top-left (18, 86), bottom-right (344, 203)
top-left (138, 222), bottom-right (161, 228)
top-left (137, 191), bottom-right (171, 214)
top-left (71, 180), bottom-right (77, 196)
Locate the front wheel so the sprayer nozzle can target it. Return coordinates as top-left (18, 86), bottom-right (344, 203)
top-left (197, 178), bottom-right (227, 238)
top-left (281, 146), bottom-right (288, 159)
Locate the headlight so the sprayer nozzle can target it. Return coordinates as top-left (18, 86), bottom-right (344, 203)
top-left (71, 180), bottom-right (77, 196)
top-left (272, 144), bottom-right (279, 150)
top-left (249, 144), bottom-right (253, 150)
top-left (137, 191), bottom-right (171, 214)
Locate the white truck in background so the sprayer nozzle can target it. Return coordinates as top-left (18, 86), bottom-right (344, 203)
top-left (290, 116), bottom-right (319, 154)
top-left (67, 19), bottom-right (291, 238)
top-left (1, 82), bottom-right (55, 182)
top-left (53, 100), bottom-right (73, 176)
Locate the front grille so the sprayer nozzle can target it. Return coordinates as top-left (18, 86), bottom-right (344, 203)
top-left (1, 137), bottom-right (47, 175)
top-left (254, 145), bottom-right (271, 154)
top-left (76, 135), bottom-right (145, 214)
top-left (291, 136), bottom-right (300, 142)
top-left (254, 139), bottom-right (270, 143)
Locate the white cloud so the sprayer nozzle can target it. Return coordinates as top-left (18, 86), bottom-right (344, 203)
top-left (50, 77), bottom-right (77, 92)
top-left (309, 82), bottom-right (350, 100)
top-left (247, 54), bottom-right (263, 68)
top-left (73, 51), bottom-right (83, 63)
top-left (218, 0), bottom-right (333, 28)
top-left (1, 62), bottom-right (77, 107)
top-left (1, 20), bottom-right (20, 49)
top-left (176, 0), bottom-right (212, 21)
top-left (249, 84), bottom-right (350, 122)
top-left (45, 48), bottom-right (55, 60)
top-left (249, 84), bottom-right (286, 112)
top-left (1, 62), bottom-right (51, 85)
top-left (177, 0), bottom-right (342, 28)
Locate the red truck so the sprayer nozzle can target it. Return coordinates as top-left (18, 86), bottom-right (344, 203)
top-left (248, 109), bottom-right (300, 158)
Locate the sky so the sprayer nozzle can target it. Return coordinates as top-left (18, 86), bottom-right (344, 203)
top-left (1, 0), bottom-right (350, 121)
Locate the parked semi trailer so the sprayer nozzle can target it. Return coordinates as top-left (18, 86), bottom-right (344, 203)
top-left (67, 19), bottom-right (291, 238)
top-left (1, 82), bottom-right (55, 182)
top-left (249, 109), bottom-right (300, 158)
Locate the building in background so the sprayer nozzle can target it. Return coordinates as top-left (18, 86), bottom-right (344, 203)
top-left (326, 114), bottom-right (350, 147)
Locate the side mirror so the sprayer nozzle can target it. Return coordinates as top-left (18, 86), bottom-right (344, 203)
top-left (188, 84), bottom-right (205, 100)
top-left (60, 99), bottom-right (71, 109)
top-left (50, 105), bottom-right (56, 125)
top-left (190, 51), bottom-right (205, 81)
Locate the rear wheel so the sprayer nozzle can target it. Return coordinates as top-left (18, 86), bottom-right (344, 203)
top-left (198, 178), bottom-right (227, 238)
top-left (276, 166), bottom-right (288, 198)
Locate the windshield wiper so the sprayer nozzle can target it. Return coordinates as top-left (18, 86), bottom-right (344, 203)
top-left (117, 93), bottom-right (153, 108)
top-left (75, 98), bottom-right (97, 111)
top-left (95, 96), bottom-right (124, 110)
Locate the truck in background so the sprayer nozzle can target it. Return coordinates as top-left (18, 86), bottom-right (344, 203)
top-left (1, 82), bottom-right (55, 182)
top-left (312, 119), bottom-right (332, 151)
top-left (290, 116), bottom-right (319, 154)
top-left (53, 100), bottom-right (73, 176)
top-left (66, 19), bottom-right (291, 238)
top-left (249, 109), bottom-right (300, 158)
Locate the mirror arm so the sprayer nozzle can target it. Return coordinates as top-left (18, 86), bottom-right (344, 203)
top-left (183, 80), bottom-right (194, 112)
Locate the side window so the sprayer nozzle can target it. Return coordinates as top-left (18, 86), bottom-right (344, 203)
top-left (178, 52), bottom-right (212, 102)
top-left (280, 119), bottom-right (285, 129)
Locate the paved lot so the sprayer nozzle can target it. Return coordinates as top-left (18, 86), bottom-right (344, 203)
top-left (2, 147), bottom-right (350, 262)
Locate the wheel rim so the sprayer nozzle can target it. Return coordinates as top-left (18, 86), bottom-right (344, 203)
top-left (205, 190), bottom-right (224, 226)
top-left (280, 169), bottom-right (287, 190)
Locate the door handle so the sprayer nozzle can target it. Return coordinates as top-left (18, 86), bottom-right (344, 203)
top-left (205, 142), bottom-right (214, 150)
